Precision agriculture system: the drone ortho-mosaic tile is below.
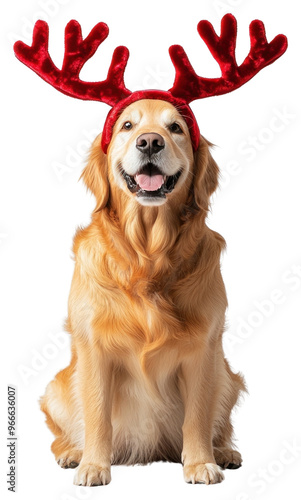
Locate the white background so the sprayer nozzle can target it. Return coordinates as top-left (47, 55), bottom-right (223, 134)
top-left (1, 0), bottom-right (300, 499)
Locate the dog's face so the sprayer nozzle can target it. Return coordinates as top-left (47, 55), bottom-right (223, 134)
top-left (107, 99), bottom-right (194, 206)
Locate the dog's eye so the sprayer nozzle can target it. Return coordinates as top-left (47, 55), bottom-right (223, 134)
top-left (169, 122), bottom-right (183, 134)
top-left (122, 121), bottom-right (133, 130)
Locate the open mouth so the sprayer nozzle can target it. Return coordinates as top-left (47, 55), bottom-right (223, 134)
top-left (121, 163), bottom-right (182, 199)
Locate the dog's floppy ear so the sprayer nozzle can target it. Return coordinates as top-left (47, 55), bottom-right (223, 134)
top-left (80, 134), bottom-right (109, 211)
top-left (192, 137), bottom-right (219, 211)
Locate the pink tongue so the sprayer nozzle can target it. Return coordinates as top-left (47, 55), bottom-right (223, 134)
top-left (135, 174), bottom-right (164, 191)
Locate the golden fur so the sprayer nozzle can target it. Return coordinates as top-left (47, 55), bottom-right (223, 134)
top-left (40, 99), bottom-right (245, 486)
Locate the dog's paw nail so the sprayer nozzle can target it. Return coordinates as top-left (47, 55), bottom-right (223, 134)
top-left (227, 462), bottom-right (242, 469)
top-left (184, 462), bottom-right (224, 485)
top-left (73, 463), bottom-right (111, 486)
top-left (69, 461), bottom-right (79, 468)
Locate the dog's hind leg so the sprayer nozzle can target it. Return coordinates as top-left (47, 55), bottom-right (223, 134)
top-left (51, 436), bottom-right (82, 469)
top-left (213, 358), bottom-right (246, 470)
top-left (40, 354), bottom-right (84, 468)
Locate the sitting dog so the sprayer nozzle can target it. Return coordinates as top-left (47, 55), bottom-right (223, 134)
top-left (13, 15), bottom-right (287, 485)
top-left (40, 98), bottom-right (245, 485)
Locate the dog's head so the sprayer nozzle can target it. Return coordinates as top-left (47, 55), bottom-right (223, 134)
top-left (82, 99), bottom-right (219, 214)
top-left (107, 99), bottom-right (194, 207)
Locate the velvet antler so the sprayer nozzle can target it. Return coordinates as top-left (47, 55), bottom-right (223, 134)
top-left (13, 19), bottom-right (131, 106)
top-left (169, 14), bottom-right (288, 102)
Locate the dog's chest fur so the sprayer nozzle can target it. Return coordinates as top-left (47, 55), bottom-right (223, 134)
top-left (110, 347), bottom-right (184, 464)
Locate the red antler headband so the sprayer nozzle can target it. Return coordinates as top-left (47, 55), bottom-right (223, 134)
top-left (13, 14), bottom-right (287, 154)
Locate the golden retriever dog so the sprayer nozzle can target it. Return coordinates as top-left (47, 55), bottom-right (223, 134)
top-left (40, 98), bottom-right (246, 486)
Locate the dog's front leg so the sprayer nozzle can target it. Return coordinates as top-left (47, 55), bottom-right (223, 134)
top-left (73, 340), bottom-right (113, 486)
top-left (180, 348), bottom-right (224, 485)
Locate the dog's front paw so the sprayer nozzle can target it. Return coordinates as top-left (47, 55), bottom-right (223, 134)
top-left (184, 462), bottom-right (224, 484)
top-left (73, 463), bottom-right (111, 486)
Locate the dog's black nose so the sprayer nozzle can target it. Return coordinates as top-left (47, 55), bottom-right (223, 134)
top-left (136, 133), bottom-right (165, 155)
